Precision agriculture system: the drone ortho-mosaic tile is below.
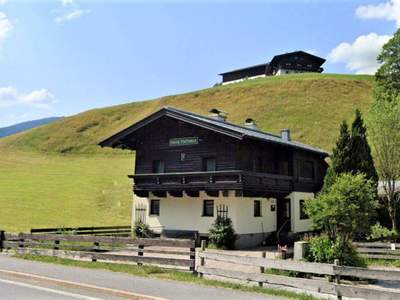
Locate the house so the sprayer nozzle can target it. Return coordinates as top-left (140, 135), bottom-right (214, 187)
top-left (219, 51), bottom-right (326, 85)
top-left (99, 107), bottom-right (329, 248)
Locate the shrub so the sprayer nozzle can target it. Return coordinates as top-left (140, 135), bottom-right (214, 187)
top-left (209, 216), bottom-right (237, 250)
top-left (134, 221), bottom-right (152, 238)
top-left (368, 223), bottom-right (398, 241)
top-left (307, 235), bottom-right (366, 267)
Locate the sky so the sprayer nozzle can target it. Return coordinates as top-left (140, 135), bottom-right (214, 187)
top-left (0, 0), bottom-right (398, 127)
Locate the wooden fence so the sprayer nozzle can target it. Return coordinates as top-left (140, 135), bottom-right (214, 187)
top-left (354, 242), bottom-right (400, 260)
top-left (197, 241), bottom-right (400, 300)
top-left (0, 232), bottom-right (195, 271)
top-left (30, 225), bottom-right (132, 236)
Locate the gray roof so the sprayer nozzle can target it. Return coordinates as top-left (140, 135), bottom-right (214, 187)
top-left (99, 106), bottom-right (329, 156)
top-left (218, 63), bottom-right (269, 75)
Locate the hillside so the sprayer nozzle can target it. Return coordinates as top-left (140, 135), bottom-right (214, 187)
top-left (0, 117), bottom-right (62, 138)
top-left (0, 74), bottom-right (375, 231)
top-left (0, 74), bottom-right (374, 154)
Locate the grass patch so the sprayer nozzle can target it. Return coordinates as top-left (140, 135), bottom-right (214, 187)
top-left (0, 150), bottom-right (133, 232)
top-left (16, 254), bottom-right (319, 300)
top-left (366, 258), bottom-right (400, 268)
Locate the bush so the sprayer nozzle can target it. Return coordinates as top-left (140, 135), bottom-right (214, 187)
top-left (209, 216), bottom-right (237, 250)
top-left (134, 221), bottom-right (152, 238)
top-left (368, 223), bottom-right (398, 241)
top-left (307, 235), bottom-right (366, 267)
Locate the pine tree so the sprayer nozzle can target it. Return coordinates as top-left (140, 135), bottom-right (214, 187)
top-left (323, 111), bottom-right (378, 191)
top-left (331, 121), bottom-right (352, 175)
top-left (349, 109), bottom-right (379, 186)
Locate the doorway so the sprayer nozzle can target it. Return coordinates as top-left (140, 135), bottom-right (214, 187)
top-left (277, 198), bottom-right (291, 233)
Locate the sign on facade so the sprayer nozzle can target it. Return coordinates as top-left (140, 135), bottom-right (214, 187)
top-left (169, 137), bottom-right (199, 146)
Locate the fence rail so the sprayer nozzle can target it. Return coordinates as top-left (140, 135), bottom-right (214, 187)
top-left (198, 241), bottom-right (400, 300)
top-left (1, 231), bottom-right (195, 271)
top-left (354, 242), bottom-right (400, 260)
top-left (30, 225), bottom-right (132, 236)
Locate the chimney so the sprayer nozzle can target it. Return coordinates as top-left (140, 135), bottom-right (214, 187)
top-left (281, 129), bottom-right (291, 141)
top-left (209, 108), bottom-right (228, 122)
top-left (244, 118), bottom-right (258, 130)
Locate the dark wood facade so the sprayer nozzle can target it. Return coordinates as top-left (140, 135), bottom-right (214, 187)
top-left (105, 114), bottom-right (328, 198)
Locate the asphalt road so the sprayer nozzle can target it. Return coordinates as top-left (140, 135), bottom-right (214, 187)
top-left (0, 254), bottom-right (284, 300)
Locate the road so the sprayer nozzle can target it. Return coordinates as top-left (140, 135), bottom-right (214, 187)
top-left (0, 254), bottom-right (284, 300)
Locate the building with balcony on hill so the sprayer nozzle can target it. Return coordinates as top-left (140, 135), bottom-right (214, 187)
top-left (219, 50), bottom-right (326, 85)
top-left (100, 107), bottom-right (329, 248)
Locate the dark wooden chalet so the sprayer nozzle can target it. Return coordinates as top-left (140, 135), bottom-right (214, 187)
top-left (99, 107), bottom-right (329, 199)
top-left (219, 51), bottom-right (326, 84)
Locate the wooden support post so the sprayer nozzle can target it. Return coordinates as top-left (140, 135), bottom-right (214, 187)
top-left (259, 251), bottom-right (266, 287)
top-left (334, 259), bottom-right (342, 300)
top-left (0, 231), bottom-right (4, 252)
top-left (92, 242), bottom-right (100, 262)
top-left (18, 238), bottom-right (24, 249)
top-left (199, 240), bottom-right (206, 278)
top-left (189, 245), bottom-right (196, 272)
top-left (54, 240), bottom-right (60, 251)
top-left (138, 244), bottom-right (144, 266)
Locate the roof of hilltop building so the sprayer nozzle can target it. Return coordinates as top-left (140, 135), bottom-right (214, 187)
top-left (219, 51), bottom-right (326, 83)
top-left (99, 106), bottom-right (329, 157)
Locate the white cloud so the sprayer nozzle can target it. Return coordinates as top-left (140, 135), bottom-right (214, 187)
top-left (329, 33), bottom-right (392, 74)
top-left (55, 9), bottom-right (87, 24)
top-left (54, 0), bottom-right (89, 24)
top-left (0, 86), bottom-right (56, 109)
top-left (0, 0), bottom-right (8, 5)
top-left (0, 12), bottom-right (12, 45)
top-left (356, 0), bottom-right (400, 27)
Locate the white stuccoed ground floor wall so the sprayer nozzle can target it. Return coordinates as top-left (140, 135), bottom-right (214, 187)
top-left (133, 191), bottom-right (314, 248)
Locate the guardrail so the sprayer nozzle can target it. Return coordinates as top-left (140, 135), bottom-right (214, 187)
top-left (354, 242), bottom-right (400, 260)
top-left (197, 241), bottom-right (400, 300)
top-left (0, 231), bottom-right (195, 271)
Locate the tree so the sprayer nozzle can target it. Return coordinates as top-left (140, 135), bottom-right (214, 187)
top-left (209, 216), bottom-right (237, 249)
top-left (323, 111), bottom-right (378, 191)
top-left (331, 121), bottom-right (352, 175)
top-left (375, 28), bottom-right (400, 102)
top-left (368, 99), bottom-right (400, 230)
top-left (348, 109), bottom-right (379, 186)
top-left (306, 173), bottom-right (378, 243)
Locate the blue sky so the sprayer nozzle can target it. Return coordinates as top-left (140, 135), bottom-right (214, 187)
top-left (0, 0), bottom-right (398, 127)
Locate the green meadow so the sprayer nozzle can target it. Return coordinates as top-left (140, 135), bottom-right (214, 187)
top-left (0, 73), bottom-right (376, 232)
top-left (0, 150), bottom-right (133, 232)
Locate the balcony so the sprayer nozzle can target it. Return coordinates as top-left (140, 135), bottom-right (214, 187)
top-left (129, 170), bottom-right (319, 198)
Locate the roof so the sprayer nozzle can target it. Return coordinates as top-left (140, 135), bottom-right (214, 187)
top-left (218, 63), bottom-right (269, 76)
top-left (219, 50), bottom-right (325, 76)
top-left (99, 107), bottom-right (329, 157)
top-left (269, 50), bottom-right (326, 67)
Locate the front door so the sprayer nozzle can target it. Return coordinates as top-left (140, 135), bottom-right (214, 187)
top-left (277, 198), bottom-right (291, 233)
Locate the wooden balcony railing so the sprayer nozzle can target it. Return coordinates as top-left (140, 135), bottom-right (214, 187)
top-left (129, 170), bottom-right (303, 194)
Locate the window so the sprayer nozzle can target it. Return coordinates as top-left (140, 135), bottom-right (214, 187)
top-left (299, 200), bottom-right (308, 220)
top-left (203, 157), bottom-right (216, 171)
top-left (298, 160), bottom-right (314, 180)
top-left (150, 199), bottom-right (160, 216)
top-left (253, 157), bottom-right (263, 172)
top-left (254, 200), bottom-right (261, 217)
top-left (153, 160), bottom-right (165, 173)
top-left (202, 200), bottom-right (214, 217)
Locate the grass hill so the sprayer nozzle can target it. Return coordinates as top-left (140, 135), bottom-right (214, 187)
top-left (0, 117), bottom-right (62, 138)
top-left (1, 74), bottom-right (374, 154)
top-left (0, 73), bottom-right (375, 232)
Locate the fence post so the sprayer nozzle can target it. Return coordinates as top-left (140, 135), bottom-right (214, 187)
top-left (334, 259), bottom-right (342, 300)
top-left (92, 242), bottom-right (100, 262)
top-left (137, 243), bottom-right (144, 266)
top-left (199, 240), bottom-right (206, 278)
top-left (259, 251), bottom-right (266, 287)
top-left (0, 231), bottom-right (4, 252)
top-left (54, 240), bottom-right (60, 251)
top-left (189, 241), bottom-right (196, 272)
